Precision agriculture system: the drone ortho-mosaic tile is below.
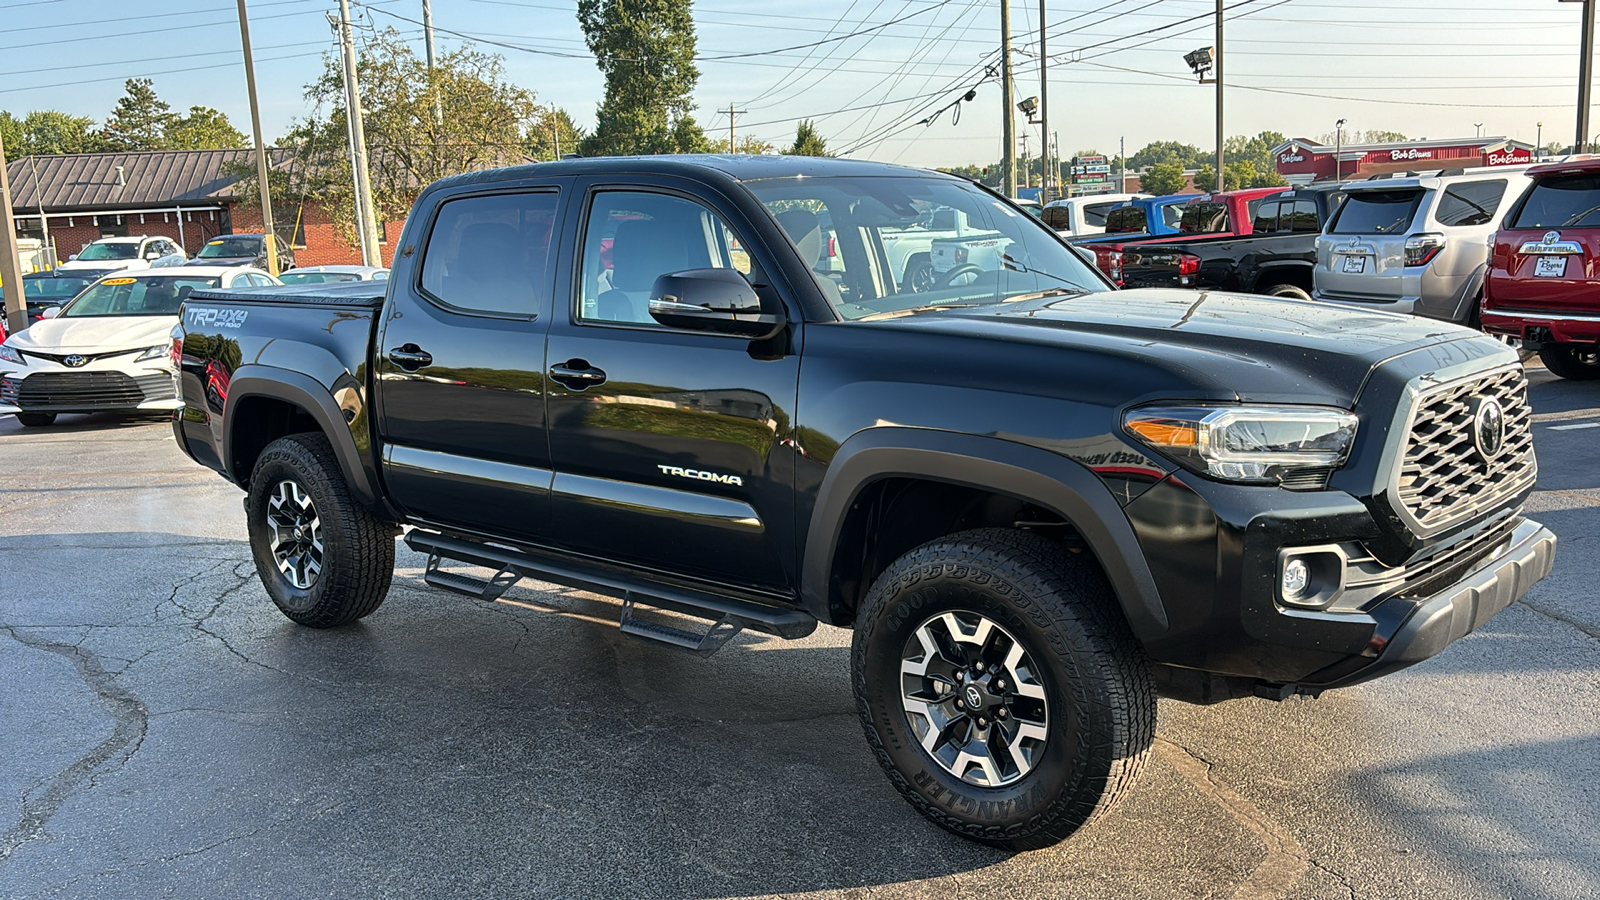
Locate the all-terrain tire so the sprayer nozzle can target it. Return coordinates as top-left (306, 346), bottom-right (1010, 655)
top-left (1538, 345), bottom-right (1600, 380)
top-left (1262, 283), bottom-right (1312, 302)
top-left (246, 433), bottom-right (395, 627)
top-left (15, 412), bottom-right (56, 427)
top-left (852, 527), bottom-right (1155, 851)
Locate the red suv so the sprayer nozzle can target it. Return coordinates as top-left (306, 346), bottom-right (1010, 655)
top-left (1482, 158), bottom-right (1600, 379)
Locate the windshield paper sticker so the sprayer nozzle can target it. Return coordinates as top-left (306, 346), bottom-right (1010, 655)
top-left (102, 277), bottom-right (136, 285)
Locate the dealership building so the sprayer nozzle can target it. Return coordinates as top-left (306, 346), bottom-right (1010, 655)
top-left (1270, 136), bottom-right (1536, 184)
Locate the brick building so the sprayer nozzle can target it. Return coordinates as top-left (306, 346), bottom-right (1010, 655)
top-left (6, 149), bottom-right (399, 268)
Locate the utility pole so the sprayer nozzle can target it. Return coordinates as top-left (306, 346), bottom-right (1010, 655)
top-left (729, 103), bottom-right (736, 153)
top-left (27, 156), bottom-right (51, 267)
top-left (1214, 0), bottom-right (1224, 192)
top-left (1575, 0), bottom-right (1596, 153)
top-left (1038, 0), bottom-right (1050, 203)
top-left (338, 0), bottom-right (381, 267)
top-left (1119, 135), bottom-right (1126, 193)
top-left (423, 0), bottom-right (442, 126)
top-left (1001, 0), bottom-right (1016, 198)
top-left (0, 130), bottom-right (27, 336)
top-left (237, 0), bottom-right (279, 277)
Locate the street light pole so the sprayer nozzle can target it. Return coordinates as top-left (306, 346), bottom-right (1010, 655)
top-left (236, 0), bottom-right (279, 277)
top-left (1335, 119), bottom-right (1346, 184)
top-left (1038, 0), bottom-right (1050, 204)
top-left (1537, 121), bottom-right (1544, 157)
top-left (1214, 0), bottom-right (1224, 192)
top-left (1001, 0), bottom-right (1016, 198)
top-left (1574, 0), bottom-right (1596, 153)
top-left (338, 0), bottom-right (381, 267)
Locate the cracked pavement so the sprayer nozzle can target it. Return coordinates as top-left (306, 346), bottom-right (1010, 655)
top-left (0, 370), bottom-right (1597, 899)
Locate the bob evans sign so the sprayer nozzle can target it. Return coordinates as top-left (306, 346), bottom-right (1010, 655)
top-left (1389, 148), bottom-right (1434, 161)
top-left (1488, 147), bottom-right (1533, 166)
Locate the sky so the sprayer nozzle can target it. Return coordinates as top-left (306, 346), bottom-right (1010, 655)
top-left (0, 0), bottom-right (1594, 169)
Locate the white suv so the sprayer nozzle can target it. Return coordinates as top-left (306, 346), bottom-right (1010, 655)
top-left (57, 235), bottom-right (187, 273)
top-left (1313, 167), bottom-right (1532, 324)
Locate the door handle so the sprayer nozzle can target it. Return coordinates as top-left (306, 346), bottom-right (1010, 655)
top-left (388, 345), bottom-right (433, 370)
top-left (549, 360), bottom-right (607, 390)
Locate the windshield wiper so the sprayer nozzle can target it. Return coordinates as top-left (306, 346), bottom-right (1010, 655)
top-left (1000, 253), bottom-right (1091, 290)
top-left (1003, 288), bottom-right (1084, 303)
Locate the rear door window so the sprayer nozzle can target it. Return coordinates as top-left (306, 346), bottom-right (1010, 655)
top-left (1040, 205), bottom-right (1071, 229)
top-left (1253, 200), bottom-right (1284, 233)
top-left (1328, 190), bottom-right (1424, 235)
top-left (1434, 180), bottom-right (1507, 227)
top-left (1104, 206), bottom-right (1146, 233)
top-left (1160, 204), bottom-right (1186, 229)
top-left (1292, 197), bottom-right (1327, 232)
top-left (419, 190), bottom-right (560, 316)
top-left (1083, 202), bottom-right (1119, 227)
top-left (1180, 202), bottom-right (1228, 234)
top-left (1509, 174), bottom-right (1600, 228)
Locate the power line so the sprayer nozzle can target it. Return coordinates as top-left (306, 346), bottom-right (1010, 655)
top-left (699, 0), bottom-right (955, 61)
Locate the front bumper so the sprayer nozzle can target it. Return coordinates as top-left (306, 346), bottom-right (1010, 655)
top-left (0, 363), bottom-right (179, 415)
top-left (1299, 517), bottom-right (1555, 688)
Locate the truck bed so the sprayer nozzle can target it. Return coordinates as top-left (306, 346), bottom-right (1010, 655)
top-left (185, 280), bottom-right (388, 308)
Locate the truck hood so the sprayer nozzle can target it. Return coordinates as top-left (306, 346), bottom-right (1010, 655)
top-left (899, 288), bottom-right (1484, 404)
top-left (8, 315), bottom-right (176, 354)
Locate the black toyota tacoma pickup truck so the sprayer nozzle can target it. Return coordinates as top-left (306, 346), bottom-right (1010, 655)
top-left (172, 156), bottom-right (1555, 851)
top-left (1118, 183), bottom-right (1346, 297)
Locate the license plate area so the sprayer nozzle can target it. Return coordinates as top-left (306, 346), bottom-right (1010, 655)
top-left (1534, 256), bottom-right (1568, 278)
top-left (1341, 255), bottom-right (1367, 274)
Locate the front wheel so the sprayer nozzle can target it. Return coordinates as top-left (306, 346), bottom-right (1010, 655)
top-left (1538, 345), bottom-right (1600, 380)
top-left (15, 412), bottom-right (56, 427)
top-left (1262, 283), bottom-right (1312, 302)
top-left (852, 528), bottom-right (1155, 850)
top-left (246, 433), bottom-right (396, 627)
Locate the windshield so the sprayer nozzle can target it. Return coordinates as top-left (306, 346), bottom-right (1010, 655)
top-left (61, 275), bottom-right (221, 317)
top-left (1329, 189), bottom-right (1424, 235)
top-left (22, 275), bottom-right (97, 303)
top-left (745, 175), bottom-right (1104, 321)
top-left (1510, 174), bottom-right (1600, 229)
top-left (278, 271), bottom-right (360, 284)
top-left (77, 242), bottom-right (139, 261)
top-left (197, 237), bottom-right (262, 258)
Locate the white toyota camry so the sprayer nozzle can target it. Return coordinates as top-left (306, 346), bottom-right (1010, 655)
top-left (0, 266), bottom-right (279, 427)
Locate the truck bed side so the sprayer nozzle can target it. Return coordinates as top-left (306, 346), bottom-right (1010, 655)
top-left (172, 281), bottom-right (390, 510)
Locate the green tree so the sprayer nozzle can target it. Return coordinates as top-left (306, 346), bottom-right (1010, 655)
top-left (1128, 140), bottom-right (1204, 170)
top-left (100, 78), bottom-right (176, 150)
top-left (1223, 130), bottom-right (1287, 173)
top-left (785, 120), bottom-right (831, 157)
top-left (0, 112), bottom-right (22, 155)
top-left (1139, 162), bottom-right (1187, 196)
top-left (0, 110), bottom-right (105, 155)
top-left (577, 0), bottom-right (705, 156)
top-left (708, 134), bottom-right (775, 155)
top-left (166, 106), bottom-right (248, 150)
top-left (528, 107), bottom-right (586, 160)
top-left (242, 28), bottom-right (540, 248)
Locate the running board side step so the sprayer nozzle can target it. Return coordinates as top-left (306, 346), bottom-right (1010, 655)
top-left (406, 530), bottom-right (817, 654)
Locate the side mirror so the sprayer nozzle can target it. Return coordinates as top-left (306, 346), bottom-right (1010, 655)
top-left (68, 254), bottom-right (78, 261)
top-left (40, 306), bottom-right (61, 319)
top-left (648, 268), bottom-right (784, 339)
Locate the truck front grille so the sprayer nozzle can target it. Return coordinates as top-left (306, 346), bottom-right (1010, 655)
top-left (3, 372), bottom-right (173, 410)
top-left (1393, 365), bottom-right (1535, 536)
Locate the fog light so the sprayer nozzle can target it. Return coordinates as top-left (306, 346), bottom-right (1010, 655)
top-left (1282, 558), bottom-right (1310, 600)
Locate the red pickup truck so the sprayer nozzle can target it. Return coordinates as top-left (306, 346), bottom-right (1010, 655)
top-left (1090, 186), bottom-right (1289, 286)
top-left (1481, 158), bottom-right (1600, 379)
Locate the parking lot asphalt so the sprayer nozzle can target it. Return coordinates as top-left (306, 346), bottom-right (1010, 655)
top-left (0, 368), bottom-right (1596, 900)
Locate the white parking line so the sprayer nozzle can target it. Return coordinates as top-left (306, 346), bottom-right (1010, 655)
top-left (1548, 422), bottom-right (1600, 431)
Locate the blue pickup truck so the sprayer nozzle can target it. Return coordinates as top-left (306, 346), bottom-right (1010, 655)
top-left (1074, 193), bottom-right (1205, 243)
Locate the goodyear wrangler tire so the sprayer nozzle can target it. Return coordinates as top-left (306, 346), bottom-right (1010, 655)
top-left (246, 433), bottom-right (395, 628)
top-left (852, 528), bottom-right (1155, 850)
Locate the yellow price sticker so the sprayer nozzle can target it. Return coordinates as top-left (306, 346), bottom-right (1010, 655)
top-left (102, 277), bottom-right (137, 285)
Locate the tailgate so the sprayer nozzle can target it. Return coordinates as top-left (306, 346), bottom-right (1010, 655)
top-left (1486, 172), bottom-right (1600, 313)
top-left (1319, 188), bottom-right (1424, 300)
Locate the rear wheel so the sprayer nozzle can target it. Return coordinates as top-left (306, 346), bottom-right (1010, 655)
top-left (1262, 283), bottom-right (1312, 302)
top-left (15, 412), bottom-right (56, 427)
top-left (852, 528), bottom-right (1155, 850)
top-left (1538, 345), bottom-right (1600, 380)
top-left (246, 433), bottom-right (396, 627)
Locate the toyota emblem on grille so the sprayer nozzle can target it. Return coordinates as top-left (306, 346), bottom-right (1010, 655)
top-left (1471, 396), bottom-right (1505, 462)
top-left (62, 355), bottom-right (87, 368)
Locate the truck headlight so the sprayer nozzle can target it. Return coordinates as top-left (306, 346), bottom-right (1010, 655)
top-left (1123, 406), bottom-right (1358, 486)
top-left (0, 343), bottom-right (23, 365)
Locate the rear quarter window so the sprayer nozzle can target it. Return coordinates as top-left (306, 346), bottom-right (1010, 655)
top-left (1509, 174), bottom-right (1600, 229)
top-left (1329, 190), bottom-right (1424, 235)
top-left (1104, 206), bottom-right (1146, 233)
top-left (1180, 202), bottom-right (1228, 234)
top-left (1083, 202), bottom-right (1119, 227)
top-left (1041, 206), bottom-right (1072, 229)
top-left (1434, 180), bottom-right (1507, 227)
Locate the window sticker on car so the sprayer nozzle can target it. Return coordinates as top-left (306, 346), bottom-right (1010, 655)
top-left (102, 277), bottom-right (137, 285)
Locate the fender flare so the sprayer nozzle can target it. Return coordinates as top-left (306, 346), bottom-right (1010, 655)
top-left (224, 365), bottom-right (379, 506)
top-left (800, 428), bottom-right (1170, 641)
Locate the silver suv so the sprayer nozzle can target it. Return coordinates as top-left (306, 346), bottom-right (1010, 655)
top-left (1313, 167), bottom-right (1532, 323)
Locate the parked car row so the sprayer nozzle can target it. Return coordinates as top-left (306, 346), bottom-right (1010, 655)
top-left (3, 250), bottom-right (389, 427)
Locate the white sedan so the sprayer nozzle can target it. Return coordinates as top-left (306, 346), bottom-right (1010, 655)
top-left (276, 264), bottom-right (388, 284)
top-left (56, 235), bottom-right (187, 273)
top-left (0, 266), bottom-right (278, 427)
